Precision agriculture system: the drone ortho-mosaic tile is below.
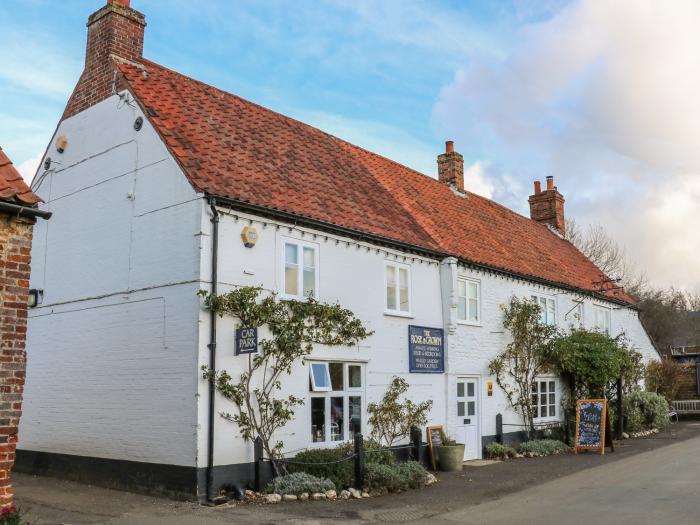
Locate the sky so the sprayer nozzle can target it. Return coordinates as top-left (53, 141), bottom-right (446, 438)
top-left (1, 0), bottom-right (698, 292)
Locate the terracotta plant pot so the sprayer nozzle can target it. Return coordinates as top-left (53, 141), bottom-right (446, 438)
top-left (437, 443), bottom-right (465, 472)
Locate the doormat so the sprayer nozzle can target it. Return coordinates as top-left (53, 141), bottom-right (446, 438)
top-left (463, 459), bottom-right (500, 467)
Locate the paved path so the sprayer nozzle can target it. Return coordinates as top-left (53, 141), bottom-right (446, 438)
top-left (438, 433), bottom-right (700, 525)
top-left (14, 426), bottom-right (700, 524)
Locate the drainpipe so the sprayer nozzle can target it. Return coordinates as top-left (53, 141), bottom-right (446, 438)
top-left (206, 196), bottom-right (219, 501)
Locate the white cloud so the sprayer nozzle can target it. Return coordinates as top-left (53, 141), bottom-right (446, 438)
top-left (463, 161), bottom-right (495, 199)
top-left (433, 0), bottom-right (700, 290)
top-left (16, 152), bottom-right (43, 184)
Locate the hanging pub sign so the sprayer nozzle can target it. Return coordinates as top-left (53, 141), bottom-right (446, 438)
top-left (235, 327), bottom-right (258, 355)
top-left (408, 325), bottom-right (444, 373)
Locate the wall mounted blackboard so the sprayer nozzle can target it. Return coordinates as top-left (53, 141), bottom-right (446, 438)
top-left (575, 399), bottom-right (607, 454)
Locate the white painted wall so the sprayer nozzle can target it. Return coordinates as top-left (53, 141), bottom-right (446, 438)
top-left (19, 90), bottom-right (658, 473)
top-left (197, 207), bottom-right (658, 467)
top-left (21, 93), bottom-right (205, 467)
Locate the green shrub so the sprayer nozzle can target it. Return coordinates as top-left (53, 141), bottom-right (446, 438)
top-left (485, 442), bottom-right (517, 459)
top-left (266, 472), bottom-right (335, 495)
top-left (518, 439), bottom-right (569, 456)
top-left (287, 440), bottom-right (395, 490)
top-left (286, 447), bottom-right (354, 490)
top-left (365, 463), bottom-right (406, 492)
top-left (623, 391), bottom-right (670, 432)
top-left (395, 461), bottom-right (429, 489)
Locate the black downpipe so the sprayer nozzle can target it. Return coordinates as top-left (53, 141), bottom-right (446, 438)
top-left (206, 197), bottom-right (219, 501)
top-left (0, 201), bottom-right (52, 220)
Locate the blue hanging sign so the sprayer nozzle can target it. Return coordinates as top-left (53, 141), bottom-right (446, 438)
top-left (408, 325), bottom-right (444, 373)
top-left (235, 327), bottom-right (258, 355)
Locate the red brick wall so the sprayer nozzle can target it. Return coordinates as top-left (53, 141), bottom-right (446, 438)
top-left (0, 214), bottom-right (34, 508)
top-left (63, 1), bottom-right (146, 119)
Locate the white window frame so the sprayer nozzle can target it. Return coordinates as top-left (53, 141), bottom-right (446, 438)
top-left (384, 261), bottom-right (412, 317)
top-left (532, 378), bottom-right (558, 423)
top-left (457, 277), bottom-right (481, 325)
top-left (309, 363), bottom-right (331, 392)
top-left (531, 294), bottom-right (557, 326)
top-left (309, 362), bottom-right (364, 446)
top-left (593, 305), bottom-right (612, 335)
top-left (279, 237), bottom-right (320, 300)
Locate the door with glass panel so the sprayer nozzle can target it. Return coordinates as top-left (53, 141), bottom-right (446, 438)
top-left (455, 377), bottom-right (480, 460)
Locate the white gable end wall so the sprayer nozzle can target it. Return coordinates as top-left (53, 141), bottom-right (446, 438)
top-left (20, 93), bottom-right (205, 473)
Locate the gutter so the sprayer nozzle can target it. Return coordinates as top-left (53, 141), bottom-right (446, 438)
top-left (206, 194), bottom-right (635, 309)
top-left (205, 196), bottom-right (220, 502)
top-left (0, 201), bottom-right (52, 220)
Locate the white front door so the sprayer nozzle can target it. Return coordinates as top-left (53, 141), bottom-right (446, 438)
top-left (456, 377), bottom-right (480, 460)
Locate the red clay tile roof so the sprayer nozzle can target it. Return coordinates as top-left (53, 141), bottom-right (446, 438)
top-left (0, 147), bottom-right (41, 206)
top-left (117, 59), bottom-right (632, 304)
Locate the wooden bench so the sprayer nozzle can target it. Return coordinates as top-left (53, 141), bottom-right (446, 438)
top-left (671, 400), bottom-right (700, 421)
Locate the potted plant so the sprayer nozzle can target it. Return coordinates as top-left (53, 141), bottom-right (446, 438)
top-left (437, 431), bottom-right (465, 472)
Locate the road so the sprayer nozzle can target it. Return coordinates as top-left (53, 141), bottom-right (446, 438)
top-left (14, 425), bottom-right (700, 524)
top-left (438, 431), bottom-right (700, 525)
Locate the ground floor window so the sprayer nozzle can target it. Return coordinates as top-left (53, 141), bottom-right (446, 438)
top-left (532, 379), bottom-right (557, 420)
top-left (309, 362), bottom-right (363, 444)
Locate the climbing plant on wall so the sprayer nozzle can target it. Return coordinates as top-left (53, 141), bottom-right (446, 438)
top-left (200, 286), bottom-right (372, 467)
top-left (488, 296), bottom-right (559, 438)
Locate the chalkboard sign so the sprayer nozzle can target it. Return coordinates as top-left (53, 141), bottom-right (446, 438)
top-left (426, 425), bottom-right (443, 470)
top-left (575, 399), bottom-right (607, 454)
top-left (235, 327), bottom-right (258, 355)
top-left (408, 326), bottom-right (445, 373)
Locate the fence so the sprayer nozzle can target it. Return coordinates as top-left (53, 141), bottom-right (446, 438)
top-left (253, 426), bottom-right (424, 491)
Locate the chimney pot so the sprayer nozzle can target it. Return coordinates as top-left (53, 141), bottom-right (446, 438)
top-left (445, 140), bottom-right (454, 153)
top-left (109, 0), bottom-right (131, 5)
top-left (534, 180), bottom-right (541, 194)
top-left (546, 175), bottom-right (554, 190)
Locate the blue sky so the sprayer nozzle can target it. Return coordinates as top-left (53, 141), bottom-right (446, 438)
top-left (1, 0), bottom-right (698, 290)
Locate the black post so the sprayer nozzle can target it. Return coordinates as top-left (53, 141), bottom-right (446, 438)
top-left (563, 409), bottom-right (570, 446)
top-left (410, 425), bottom-right (422, 462)
top-left (354, 433), bottom-right (365, 490)
top-left (496, 413), bottom-right (503, 444)
top-left (617, 376), bottom-right (624, 439)
top-left (254, 436), bottom-right (263, 492)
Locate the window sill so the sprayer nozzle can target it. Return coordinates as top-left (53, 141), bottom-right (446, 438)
top-left (383, 310), bottom-right (414, 319)
top-left (279, 293), bottom-right (318, 302)
top-left (456, 320), bottom-right (482, 327)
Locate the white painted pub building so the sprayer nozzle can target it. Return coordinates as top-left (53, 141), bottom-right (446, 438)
top-left (18, 0), bottom-right (657, 500)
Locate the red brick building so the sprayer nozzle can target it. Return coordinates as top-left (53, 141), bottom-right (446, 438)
top-left (0, 148), bottom-right (50, 507)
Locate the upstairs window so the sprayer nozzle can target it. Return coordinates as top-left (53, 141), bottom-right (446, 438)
top-left (385, 262), bottom-right (411, 315)
top-left (593, 305), bottom-right (611, 335)
top-left (531, 295), bottom-right (556, 325)
top-left (457, 278), bottom-right (480, 323)
top-left (282, 239), bottom-right (318, 300)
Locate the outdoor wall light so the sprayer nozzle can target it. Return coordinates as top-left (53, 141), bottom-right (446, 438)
top-left (28, 289), bottom-right (43, 308)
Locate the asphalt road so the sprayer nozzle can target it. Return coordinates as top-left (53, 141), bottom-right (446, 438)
top-left (14, 423), bottom-right (700, 524)
top-left (438, 431), bottom-right (700, 525)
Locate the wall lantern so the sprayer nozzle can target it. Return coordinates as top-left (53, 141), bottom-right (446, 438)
top-left (28, 289), bottom-right (44, 308)
top-left (487, 381), bottom-right (493, 397)
top-left (241, 225), bottom-right (259, 248)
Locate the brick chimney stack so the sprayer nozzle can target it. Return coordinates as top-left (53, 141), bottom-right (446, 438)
top-left (528, 175), bottom-right (566, 235)
top-left (437, 141), bottom-right (464, 192)
top-left (62, 0), bottom-right (146, 119)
